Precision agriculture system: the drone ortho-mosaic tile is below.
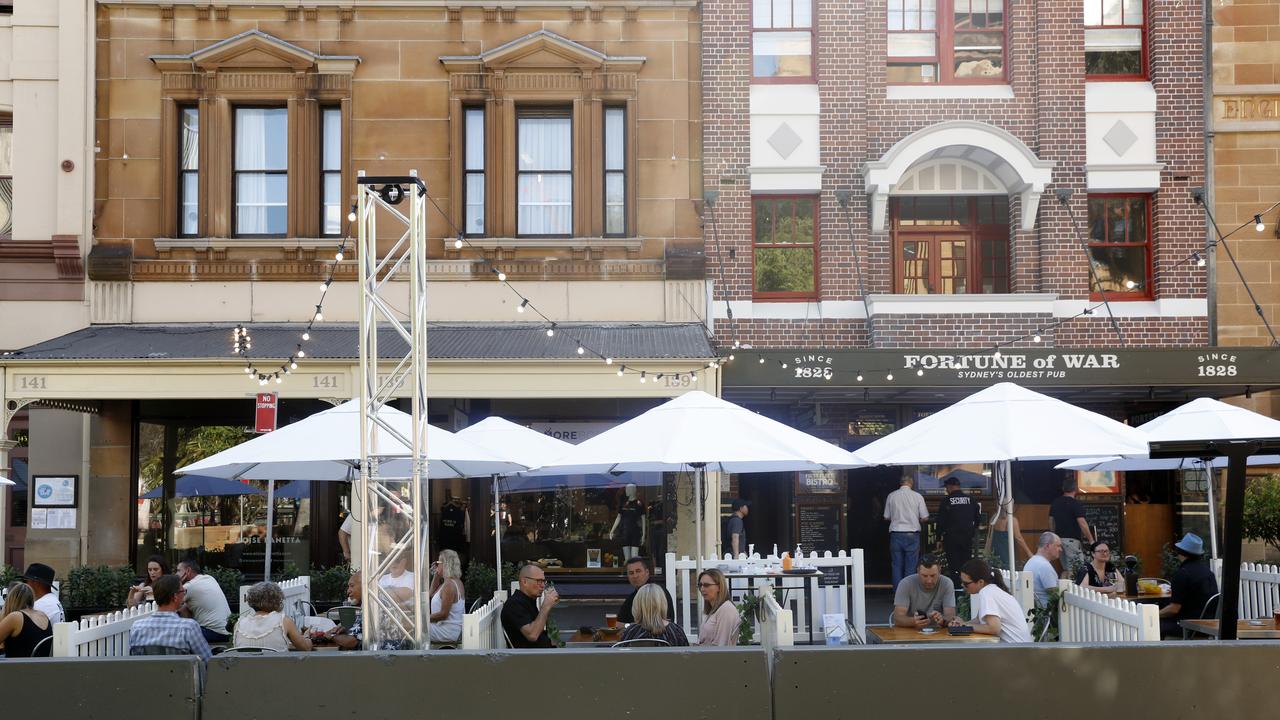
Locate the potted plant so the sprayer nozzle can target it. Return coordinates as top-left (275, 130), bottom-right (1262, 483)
top-left (1243, 474), bottom-right (1280, 558)
top-left (62, 565), bottom-right (135, 621)
top-left (310, 563), bottom-right (352, 611)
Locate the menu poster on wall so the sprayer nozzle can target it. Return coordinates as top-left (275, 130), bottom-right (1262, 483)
top-left (32, 475), bottom-right (77, 507)
top-left (795, 503), bottom-right (845, 555)
top-left (46, 508), bottom-right (77, 529)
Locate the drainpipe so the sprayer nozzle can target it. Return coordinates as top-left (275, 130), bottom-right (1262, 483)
top-left (1204, 0), bottom-right (1217, 345)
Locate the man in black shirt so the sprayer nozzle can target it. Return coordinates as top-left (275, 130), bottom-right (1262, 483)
top-left (618, 556), bottom-right (674, 624)
top-left (935, 476), bottom-right (980, 582)
top-left (1159, 533), bottom-right (1218, 638)
top-left (1049, 478), bottom-right (1094, 577)
top-left (723, 499), bottom-right (749, 558)
top-left (501, 564), bottom-right (558, 648)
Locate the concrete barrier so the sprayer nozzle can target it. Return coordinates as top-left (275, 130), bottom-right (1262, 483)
top-left (203, 648), bottom-right (771, 720)
top-left (773, 642), bottom-right (1280, 720)
top-left (1, 656), bottom-right (201, 720)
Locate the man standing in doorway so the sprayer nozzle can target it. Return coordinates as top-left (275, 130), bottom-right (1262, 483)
top-left (884, 475), bottom-right (929, 590)
top-left (1049, 478), bottom-right (1093, 578)
top-left (723, 499), bottom-right (749, 559)
top-left (935, 476), bottom-right (980, 581)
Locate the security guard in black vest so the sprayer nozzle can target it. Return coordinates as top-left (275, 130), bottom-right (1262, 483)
top-left (935, 475), bottom-right (980, 581)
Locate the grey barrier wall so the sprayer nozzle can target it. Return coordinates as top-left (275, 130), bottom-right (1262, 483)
top-left (1, 656), bottom-right (201, 720)
top-left (774, 643), bottom-right (1280, 720)
top-left (202, 648), bottom-right (772, 720)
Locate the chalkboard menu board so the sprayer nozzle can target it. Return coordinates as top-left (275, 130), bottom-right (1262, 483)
top-left (1082, 502), bottom-right (1123, 547)
top-left (795, 503), bottom-right (845, 555)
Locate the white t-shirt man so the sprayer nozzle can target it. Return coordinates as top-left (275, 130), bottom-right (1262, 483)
top-left (183, 573), bottom-right (231, 635)
top-left (34, 592), bottom-right (64, 624)
top-left (1024, 554), bottom-right (1059, 608)
top-left (972, 583), bottom-right (1032, 643)
top-left (378, 570), bottom-right (416, 603)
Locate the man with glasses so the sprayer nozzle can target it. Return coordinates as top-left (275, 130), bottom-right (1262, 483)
top-left (127, 575), bottom-right (212, 659)
top-left (501, 564), bottom-right (559, 648)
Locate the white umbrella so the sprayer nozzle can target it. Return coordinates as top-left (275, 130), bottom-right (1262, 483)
top-left (456, 417), bottom-right (573, 592)
top-left (1057, 397), bottom-right (1280, 558)
top-left (855, 382), bottom-right (1150, 575)
top-left (526, 390), bottom-right (866, 570)
top-left (176, 400), bottom-right (526, 579)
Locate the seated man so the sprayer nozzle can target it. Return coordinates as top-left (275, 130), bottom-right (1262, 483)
top-left (128, 575), bottom-right (212, 659)
top-left (500, 564), bottom-right (558, 648)
top-left (176, 559), bottom-right (232, 643)
top-left (1159, 533), bottom-right (1218, 638)
top-left (618, 556), bottom-right (674, 625)
top-left (331, 571), bottom-right (364, 651)
top-left (891, 554), bottom-right (956, 628)
top-left (1024, 532), bottom-right (1062, 609)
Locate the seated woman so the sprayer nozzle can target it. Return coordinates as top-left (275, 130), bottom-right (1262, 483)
top-left (0, 582), bottom-right (53, 658)
top-left (694, 569), bottom-right (740, 646)
top-left (950, 559), bottom-right (1032, 643)
top-left (1075, 541), bottom-right (1124, 593)
top-left (620, 584), bottom-right (688, 647)
top-left (233, 581), bottom-right (312, 652)
top-left (428, 549), bottom-right (465, 644)
top-left (127, 555), bottom-right (171, 607)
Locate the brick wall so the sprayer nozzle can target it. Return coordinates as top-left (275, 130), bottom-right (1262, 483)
top-left (703, 0), bottom-right (1208, 352)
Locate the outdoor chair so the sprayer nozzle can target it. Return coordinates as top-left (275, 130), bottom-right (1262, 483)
top-left (30, 635), bottom-right (53, 657)
top-left (611, 638), bottom-right (670, 648)
top-left (1183, 593), bottom-right (1222, 639)
top-left (220, 646), bottom-right (281, 654)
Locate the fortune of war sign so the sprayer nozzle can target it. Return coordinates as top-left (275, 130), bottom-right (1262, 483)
top-left (726, 349), bottom-right (1280, 388)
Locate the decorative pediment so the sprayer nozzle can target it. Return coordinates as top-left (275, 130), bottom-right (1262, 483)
top-left (151, 30), bottom-right (360, 74)
top-left (441, 30), bottom-right (644, 73)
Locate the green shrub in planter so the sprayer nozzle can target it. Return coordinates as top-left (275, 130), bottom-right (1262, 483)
top-left (0, 564), bottom-right (17, 588)
top-left (310, 563), bottom-right (352, 604)
top-left (64, 565), bottom-right (135, 609)
top-left (464, 561), bottom-right (517, 610)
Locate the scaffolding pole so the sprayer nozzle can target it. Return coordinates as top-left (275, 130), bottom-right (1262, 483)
top-left (356, 171), bottom-right (430, 650)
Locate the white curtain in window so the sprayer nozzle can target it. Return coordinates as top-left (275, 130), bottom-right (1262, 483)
top-left (518, 116), bottom-right (571, 234)
top-left (235, 108), bottom-right (287, 235)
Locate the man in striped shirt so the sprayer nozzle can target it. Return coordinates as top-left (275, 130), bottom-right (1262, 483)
top-left (128, 574), bottom-right (212, 660)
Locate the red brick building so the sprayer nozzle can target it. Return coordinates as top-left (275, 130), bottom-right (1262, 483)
top-left (704, 2), bottom-right (1275, 581)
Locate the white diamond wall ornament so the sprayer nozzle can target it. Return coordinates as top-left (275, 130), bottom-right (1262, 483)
top-left (767, 122), bottom-right (803, 160)
top-left (1103, 120), bottom-right (1138, 157)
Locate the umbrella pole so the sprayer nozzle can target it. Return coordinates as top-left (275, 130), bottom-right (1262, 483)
top-left (493, 474), bottom-right (502, 595)
top-left (695, 467), bottom-right (704, 575)
top-left (264, 479), bottom-right (275, 582)
top-left (1203, 462), bottom-right (1219, 560)
top-left (1002, 460), bottom-right (1015, 576)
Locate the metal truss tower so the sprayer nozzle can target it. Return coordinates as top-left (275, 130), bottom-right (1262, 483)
top-left (355, 171), bottom-right (430, 649)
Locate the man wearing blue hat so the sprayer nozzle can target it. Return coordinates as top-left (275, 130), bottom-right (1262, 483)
top-left (1159, 533), bottom-right (1218, 638)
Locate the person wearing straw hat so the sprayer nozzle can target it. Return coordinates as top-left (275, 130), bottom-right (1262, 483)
top-left (1159, 533), bottom-right (1218, 638)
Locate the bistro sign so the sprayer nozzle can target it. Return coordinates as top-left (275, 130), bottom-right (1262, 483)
top-left (728, 348), bottom-right (1278, 387)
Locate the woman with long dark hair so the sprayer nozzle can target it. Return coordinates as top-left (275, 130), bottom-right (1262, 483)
top-left (127, 555), bottom-right (171, 607)
top-left (950, 558), bottom-right (1032, 643)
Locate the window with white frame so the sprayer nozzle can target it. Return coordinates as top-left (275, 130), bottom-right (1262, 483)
top-left (753, 0), bottom-right (815, 81)
top-left (1084, 0), bottom-right (1145, 78)
top-left (516, 109), bottom-right (573, 237)
top-left (234, 107), bottom-right (288, 236)
top-left (320, 108), bottom-right (342, 236)
top-left (887, 0), bottom-right (1007, 84)
top-left (604, 107), bottom-right (626, 236)
top-left (464, 107), bottom-right (485, 236)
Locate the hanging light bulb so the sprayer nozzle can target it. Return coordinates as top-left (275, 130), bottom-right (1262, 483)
top-left (728, 354), bottom-right (735, 362)
top-left (1033, 331), bottom-right (1042, 343)
top-left (733, 339), bottom-right (740, 348)
top-left (347, 206), bottom-right (357, 223)
top-left (517, 299), bottom-right (528, 313)
top-left (640, 371), bottom-right (647, 383)
top-left (617, 366), bottom-right (625, 376)
top-left (781, 362), bottom-right (788, 369)
top-left (758, 357), bottom-right (765, 364)
top-left (856, 373), bottom-right (863, 382)
top-left (314, 306), bottom-right (324, 321)
top-left (1124, 279), bottom-right (1136, 290)
top-left (916, 368), bottom-right (924, 377)
top-left (290, 361), bottom-right (298, 370)
top-left (1194, 252), bottom-right (1205, 267)
top-left (297, 348), bottom-right (306, 358)
top-left (497, 270), bottom-right (507, 282)
top-left (321, 282), bottom-right (329, 293)
top-left (993, 348), bottom-right (1002, 360)
top-left (546, 326), bottom-right (555, 337)
top-left (690, 369), bottom-right (697, 380)
top-left (335, 250), bottom-right (344, 261)
top-left (244, 366), bottom-right (253, 374)
top-left (275, 374), bottom-right (283, 384)
top-left (302, 331), bottom-right (310, 341)
top-left (886, 372), bottom-right (894, 381)
top-left (577, 345), bottom-right (585, 355)
top-left (1255, 214), bottom-right (1265, 232)
top-left (454, 236), bottom-right (464, 250)
top-left (605, 357), bottom-right (613, 365)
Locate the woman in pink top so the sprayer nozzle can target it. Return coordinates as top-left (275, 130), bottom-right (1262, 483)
top-left (695, 569), bottom-right (740, 646)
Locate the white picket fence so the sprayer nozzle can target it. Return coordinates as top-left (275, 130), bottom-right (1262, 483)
top-left (1238, 562), bottom-right (1280, 619)
top-left (461, 591), bottom-right (508, 650)
top-left (665, 550), bottom-right (866, 645)
top-left (1056, 580), bottom-right (1159, 643)
top-left (238, 576), bottom-right (311, 630)
top-left (999, 569), bottom-right (1035, 615)
top-left (51, 601), bottom-right (158, 657)
top-left (756, 587), bottom-right (794, 655)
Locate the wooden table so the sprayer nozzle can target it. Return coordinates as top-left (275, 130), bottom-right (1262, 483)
top-left (565, 629), bottom-right (622, 647)
top-left (1118, 590), bottom-right (1171, 604)
top-left (869, 626), bottom-right (1000, 645)
top-left (1179, 619), bottom-right (1280, 639)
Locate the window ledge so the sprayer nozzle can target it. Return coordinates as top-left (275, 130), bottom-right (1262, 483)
top-left (866, 293), bottom-right (1057, 316)
top-left (155, 237), bottom-right (347, 251)
top-left (461, 236), bottom-right (645, 252)
top-left (886, 85), bottom-right (1014, 101)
